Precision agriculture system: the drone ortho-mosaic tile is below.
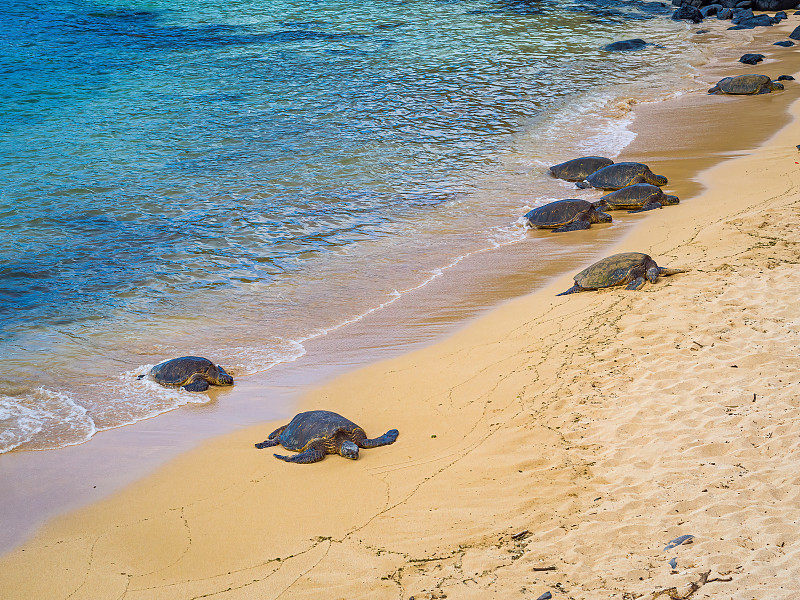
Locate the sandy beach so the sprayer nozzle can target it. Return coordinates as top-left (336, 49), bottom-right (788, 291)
top-left (3, 14), bottom-right (800, 600)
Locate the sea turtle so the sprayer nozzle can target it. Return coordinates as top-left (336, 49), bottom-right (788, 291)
top-left (579, 162), bottom-right (668, 190)
top-left (255, 410), bottom-right (399, 464)
top-left (139, 356), bottom-right (234, 392)
top-left (557, 252), bottom-right (686, 295)
top-left (549, 156), bottom-right (614, 182)
top-left (598, 183), bottom-right (680, 213)
top-left (708, 74), bottom-right (784, 95)
top-left (525, 199), bottom-right (612, 232)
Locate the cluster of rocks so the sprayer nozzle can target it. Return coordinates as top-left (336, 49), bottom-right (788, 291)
top-left (672, 0), bottom-right (794, 26)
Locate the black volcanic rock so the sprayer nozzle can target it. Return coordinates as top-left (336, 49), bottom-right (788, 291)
top-left (673, 5), bottom-right (704, 21)
top-left (774, 40), bottom-right (795, 46)
top-left (777, 74), bottom-right (795, 81)
top-left (753, 0), bottom-right (798, 9)
top-left (739, 53), bottom-right (765, 64)
top-left (790, 25), bottom-right (800, 39)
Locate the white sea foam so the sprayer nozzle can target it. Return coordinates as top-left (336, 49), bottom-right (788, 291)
top-left (0, 389), bottom-right (96, 453)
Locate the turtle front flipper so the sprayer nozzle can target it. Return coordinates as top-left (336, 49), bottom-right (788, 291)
top-left (557, 284), bottom-right (584, 296)
top-left (182, 374), bottom-right (210, 392)
top-left (627, 201), bottom-right (662, 213)
top-left (357, 429), bottom-right (399, 449)
top-left (625, 276), bottom-right (646, 290)
top-left (274, 444), bottom-right (326, 464)
top-left (553, 218), bottom-right (591, 233)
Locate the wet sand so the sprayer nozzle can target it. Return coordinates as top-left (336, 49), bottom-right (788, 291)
top-left (3, 15), bottom-right (800, 600)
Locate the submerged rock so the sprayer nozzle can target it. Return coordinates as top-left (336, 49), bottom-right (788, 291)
top-left (603, 38), bottom-right (649, 51)
top-left (774, 40), bottom-right (795, 46)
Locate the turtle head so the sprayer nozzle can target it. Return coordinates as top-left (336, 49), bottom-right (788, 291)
top-left (649, 173), bottom-right (668, 187)
top-left (339, 440), bottom-right (359, 460)
top-left (211, 364), bottom-right (234, 386)
top-left (661, 194), bottom-right (680, 206)
top-left (646, 265), bottom-right (660, 283)
top-left (592, 207), bottom-right (612, 224)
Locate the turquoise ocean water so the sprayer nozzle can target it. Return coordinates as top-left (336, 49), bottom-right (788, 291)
top-left (0, 0), bottom-right (714, 452)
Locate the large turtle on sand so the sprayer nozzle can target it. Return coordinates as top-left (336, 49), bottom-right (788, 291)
top-left (525, 199), bottom-right (612, 232)
top-left (549, 156), bottom-right (614, 182)
top-left (557, 252), bottom-right (686, 295)
top-left (708, 74), bottom-right (784, 95)
top-left (255, 410), bottom-right (399, 464)
top-left (598, 183), bottom-right (680, 213)
top-left (139, 356), bottom-right (234, 392)
top-left (578, 162), bottom-right (668, 190)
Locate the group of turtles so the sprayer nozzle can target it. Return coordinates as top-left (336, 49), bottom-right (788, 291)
top-left (528, 156), bottom-right (687, 296)
top-left (137, 155), bottom-right (685, 463)
top-left (526, 157), bottom-right (677, 234)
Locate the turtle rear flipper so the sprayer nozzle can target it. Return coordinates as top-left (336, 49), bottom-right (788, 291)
top-left (267, 424), bottom-right (287, 439)
top-left (182, 375), bottom-right (210, 392)
top-left (274, 444), bottom-right (326, 464)
top-left (358, 429), bottom-right (399, 449)
top-left (255, 438), bottom-right (280, 449)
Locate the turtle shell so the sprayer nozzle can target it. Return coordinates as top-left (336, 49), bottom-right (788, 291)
top-left (525, 199), bottom-right (593, 228)
top-left (279, 410), bottom-right (360, 452)
top-left (600, 183), bottom-right (677, 208)
top-left (713, 74), bottom-right (772, 95)
top-left (574, 252), bottom-right (651, 289)
top-left (549, 156), bottom-right (614, 181)
top-left (149, 356), bottom-right (221, 386)
top-left (585, 162), bottom-right (668, 190)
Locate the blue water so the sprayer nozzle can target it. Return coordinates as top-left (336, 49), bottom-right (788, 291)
top-left (0, 0), bottom-right (707, 452)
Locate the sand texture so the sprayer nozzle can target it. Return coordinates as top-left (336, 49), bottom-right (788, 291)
top-left (4, 23), bottom-right (800, 600)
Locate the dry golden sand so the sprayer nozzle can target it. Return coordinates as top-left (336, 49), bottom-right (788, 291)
top-left (4, 25), bottom-right (800, 600)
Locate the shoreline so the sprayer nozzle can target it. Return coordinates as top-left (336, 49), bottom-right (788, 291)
top-left (2, 12), bottom-right (800, 598)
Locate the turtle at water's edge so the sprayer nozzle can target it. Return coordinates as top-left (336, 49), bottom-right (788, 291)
top-left (708, 74), bottom-right (784, 95)
top-left (255, 410), bottom-right (399, 464)
top-left (525, 199), bottom-right (612, 232)
top-left (139, 356), bottom-right (234, 392)
top-left (598, 183), bottom-right (679, 213)
top-left (557, 252), bottom-right (686, 295)
top-left (548, 156), bottom-right (614, 182)
top-left (579, 162), bottom-right (668, 190)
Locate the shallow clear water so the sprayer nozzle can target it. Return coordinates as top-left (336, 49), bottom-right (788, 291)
top-left (0, 0), bottom-right (713, 452)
